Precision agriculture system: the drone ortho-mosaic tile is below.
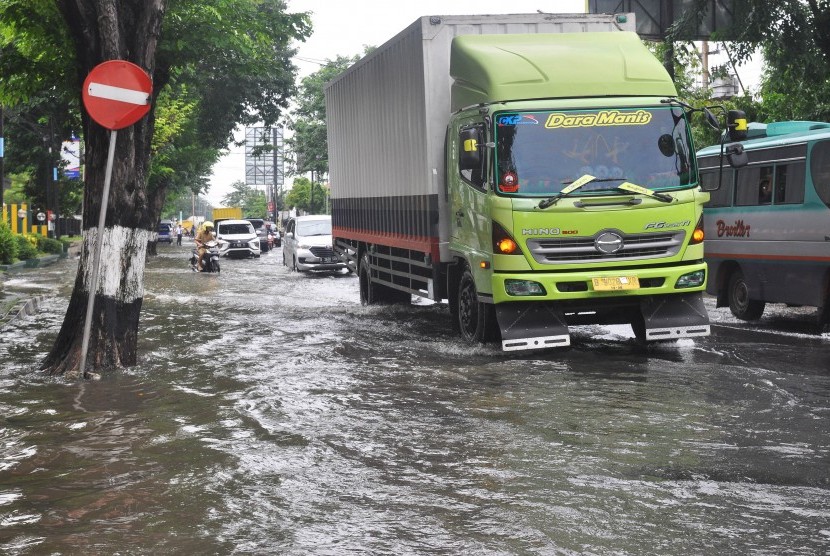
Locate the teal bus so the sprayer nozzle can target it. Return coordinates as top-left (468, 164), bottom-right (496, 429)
top-left (697, 120), bottom-right (830, 329)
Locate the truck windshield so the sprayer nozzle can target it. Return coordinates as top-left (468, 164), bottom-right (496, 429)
top-left (494, 107), bottom-right (695, 197)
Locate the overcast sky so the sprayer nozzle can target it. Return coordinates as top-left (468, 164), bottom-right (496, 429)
top-left (204, 0), bottom-right (760, 207)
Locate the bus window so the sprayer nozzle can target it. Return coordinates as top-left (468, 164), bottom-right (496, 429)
top-left (701, 169), bottom-right (733, 207)
top-left (758, 166), bottom-right (774, 204)
top-left (775, 162), bottom-right (806, 204)
top-left (735, 166), bottom-right (762, 206)
top-left (811, 140), bottom-right (830, 207)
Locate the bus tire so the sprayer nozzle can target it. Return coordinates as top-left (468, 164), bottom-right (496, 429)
top-left (456, 268), bottom-right (498, 344)
top-left (728, 270), bottom-right (765, 321)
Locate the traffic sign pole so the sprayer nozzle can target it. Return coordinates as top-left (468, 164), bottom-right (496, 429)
top-left (79, 130), bottom-right (117, 378)
top-left (79, 60), bottom-right (152, 377)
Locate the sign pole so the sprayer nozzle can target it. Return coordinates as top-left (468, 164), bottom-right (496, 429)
top-left (79, 130), bottom-right (117, 377)
top-left (77, 59), bottom-right (151, 377)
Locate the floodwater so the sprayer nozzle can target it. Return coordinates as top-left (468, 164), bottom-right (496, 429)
top-left (1, 241), bottom-right (829, 554)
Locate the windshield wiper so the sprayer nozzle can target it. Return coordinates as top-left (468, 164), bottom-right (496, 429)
top-left (617, 182), bottom-right (673, 203)
top-left (538, 174), bottom-right (596, 209)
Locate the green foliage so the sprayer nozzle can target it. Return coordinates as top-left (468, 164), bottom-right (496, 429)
top-left (285, 177), bottom-right (328, 215)
top-left (0, 223), bottom-right (18, 264)
top-left (675, 0), bottom-right (830, 123)
top-left (221, 180), bottom-right (268, 218)
top-left (35, 236), bottom-right (64, 254)
top-left (14, 234), bottom-right (38, 260)
top-left (288, 55), bottom-right (362, 178)
top-left (1, 0), bottom-right (313, 223)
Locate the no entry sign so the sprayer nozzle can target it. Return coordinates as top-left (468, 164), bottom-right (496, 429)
top-left (82, 60), bottom-right (152, 130)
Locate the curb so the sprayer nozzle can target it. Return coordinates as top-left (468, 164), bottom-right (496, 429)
top-left (0, 254), bottom-right (65, 273)
top-left (0, 295), bottom-right (46, 329)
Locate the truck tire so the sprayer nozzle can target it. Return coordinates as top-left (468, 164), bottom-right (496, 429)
top-left (728, 269), bottom-right (765, 320)
top-left (456, 268), bottom-right (498, 344)
top-left (359, 251), bottom-right (409, 305)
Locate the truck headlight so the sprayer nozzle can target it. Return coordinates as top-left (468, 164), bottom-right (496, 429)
top-left (675, 270), bottom-right (705, 288)
top-left (505, 279), bottom-right (546, 296)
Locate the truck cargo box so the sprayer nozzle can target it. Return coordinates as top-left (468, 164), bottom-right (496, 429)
top-left (326, 13), bottom-right (635, 261)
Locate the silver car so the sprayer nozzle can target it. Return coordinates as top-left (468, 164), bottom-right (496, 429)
top-left (282, 215), bottom-right (348, 272)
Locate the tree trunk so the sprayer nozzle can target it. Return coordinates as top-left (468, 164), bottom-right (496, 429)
top-left (42, 0), bottom-right (166, 377)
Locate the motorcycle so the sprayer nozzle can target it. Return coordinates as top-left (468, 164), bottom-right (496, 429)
top-left (190, 240), bottom-right (221, 273)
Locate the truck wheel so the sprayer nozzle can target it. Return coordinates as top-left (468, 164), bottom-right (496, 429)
top-left (456, 268), bottom-right (498, 344)
top-left (359, 252), bottom-right (375, 305)
top-left (359, 252), bottom-right (408, 305)
top-left (728, 269), bottom-right (765, 320)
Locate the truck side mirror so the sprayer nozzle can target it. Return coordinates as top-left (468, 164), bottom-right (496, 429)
top-left (459, 127), bottom-right (482, 170)
top-left (704, 107), bottom-right (720, 131)
top-left (725, 143), bottom-right (748, 168)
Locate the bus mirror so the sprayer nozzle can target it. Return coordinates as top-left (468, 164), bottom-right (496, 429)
top-left (725, 143), bottom-right (748, 168)
top-left (728, 110), bottom-right (748, 141)
top-left (459, 127), bottom-right (482, 170)
top-left (704, 108), bottom-right (720, 131)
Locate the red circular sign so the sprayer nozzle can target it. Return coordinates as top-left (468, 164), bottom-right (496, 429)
top-left (82, 60), bottom-right (152, 130)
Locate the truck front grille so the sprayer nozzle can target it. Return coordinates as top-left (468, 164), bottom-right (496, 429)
top-left (527, 231), bottom-right (684, 264)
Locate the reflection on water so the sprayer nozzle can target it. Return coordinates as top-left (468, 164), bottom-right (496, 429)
top-left (1, 246), bottom-right (829, 554)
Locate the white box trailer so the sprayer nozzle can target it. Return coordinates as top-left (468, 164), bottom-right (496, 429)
top-left (325, 13), bottom-right (636, 262)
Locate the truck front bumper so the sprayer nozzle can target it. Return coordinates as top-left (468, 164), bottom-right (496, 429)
top-left (490, 262), bottom-right (710, 351)
top-left (495, 292), bottom-right (710, 351)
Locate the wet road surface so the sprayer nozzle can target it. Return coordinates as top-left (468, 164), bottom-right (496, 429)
top-left (1, 241), bottom-right (829, 554)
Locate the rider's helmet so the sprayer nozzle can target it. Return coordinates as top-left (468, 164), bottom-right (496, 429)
top-left (203, 221), bottom-right (214, 230)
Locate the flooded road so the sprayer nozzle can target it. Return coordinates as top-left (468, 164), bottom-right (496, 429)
top-left (2, 241), bottom-right (829, 554)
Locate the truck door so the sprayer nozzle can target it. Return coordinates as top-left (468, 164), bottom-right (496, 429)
top-left (450, 120), bottom-right (491, 262)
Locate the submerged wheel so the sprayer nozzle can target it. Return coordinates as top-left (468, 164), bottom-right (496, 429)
top-left (728, 269), bottom-right (765, 321)
top-left (359, 251), bottom-right (409, 305)
top-left (359, 252), bottom-right (373, 305)
top-left (456, 268), bottom-right (498, 344)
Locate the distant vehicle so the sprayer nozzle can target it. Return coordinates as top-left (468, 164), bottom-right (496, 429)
top-left (282, 215), bottom-right (349, 272)
top-left (265, 221), bottom-right (281, 247)
top-left (215, 219), bottom-right (261, 258)
top-left (698, 119), bottom-right (830, 328)
top-left (245, 218), bottom-right (270, 253)
top-left (158, 220), bottom-right (173, 244)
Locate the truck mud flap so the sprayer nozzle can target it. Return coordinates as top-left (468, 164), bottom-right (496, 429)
top-left (495, 302), bottom-right (570, 352)
top-left (640, 293), bottom-right (710, 341)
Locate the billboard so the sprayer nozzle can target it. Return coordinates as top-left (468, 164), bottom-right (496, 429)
top-left (588, 0), bottom-right (739, 40)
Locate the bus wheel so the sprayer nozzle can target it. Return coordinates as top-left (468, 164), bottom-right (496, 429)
top-left (728, 270), bottom-right (765, 320)
top-left (456, 268), bottom-right (498, 344)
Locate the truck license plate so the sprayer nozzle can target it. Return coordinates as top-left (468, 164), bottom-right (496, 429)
top-left (592, 276), bottom-right (640, 291)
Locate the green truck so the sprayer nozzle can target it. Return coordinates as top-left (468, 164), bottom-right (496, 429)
top-left (326, 13), bottom-right (711, 351)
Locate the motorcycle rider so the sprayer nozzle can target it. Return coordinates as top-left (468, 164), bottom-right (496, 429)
top-left (194, 221), bottom-right (215, 271)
